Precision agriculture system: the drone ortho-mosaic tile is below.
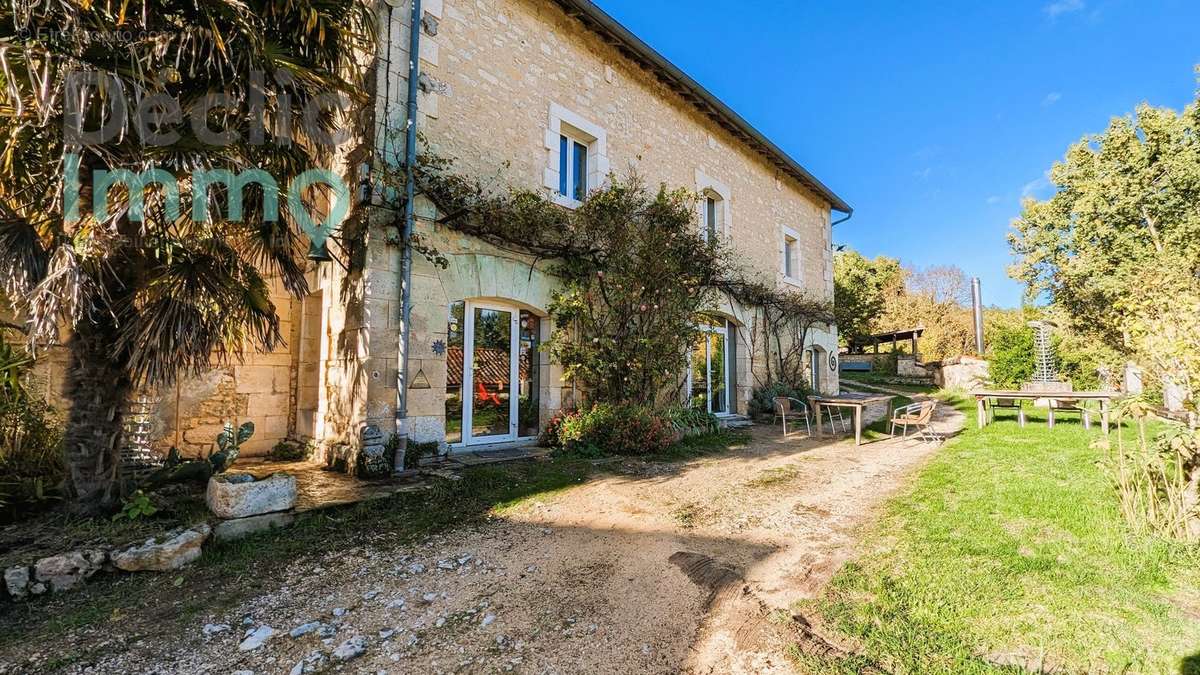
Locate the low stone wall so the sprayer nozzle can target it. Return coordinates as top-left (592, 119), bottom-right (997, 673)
top-left (897, 356), bottom-right (932, 379)
top-left (927, 356), bottom-right (989, 390)
top-left (4, 524), bottom-right (212, 599)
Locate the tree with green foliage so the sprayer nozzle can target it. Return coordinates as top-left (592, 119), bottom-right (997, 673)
top-left (0, 0), bottom-right (375, 513)
top-left (984, 311), bottom-right (1034, 388)
top-left (833, 250), bottom-right (902, 344)
top-left (1010, 79), bottom-right (1200, 408)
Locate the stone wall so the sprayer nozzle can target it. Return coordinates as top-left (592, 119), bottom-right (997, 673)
top-left (406, 0), bottom-right (836, 298)
top-left (138, 275), bottom-right (301, 459)
top-left (897, 356), bottom-right (932, 379)
top-left (356, 0), bottom-right (842, 449)
top-left (930, 356), bottom-right (989, 390)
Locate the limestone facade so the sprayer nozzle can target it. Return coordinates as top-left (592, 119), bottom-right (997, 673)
top-left (346, 0), bottom-right (847, 454)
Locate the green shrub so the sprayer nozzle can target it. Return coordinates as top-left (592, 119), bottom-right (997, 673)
top-left (268, 439), bottom-right (311, 462)
top-left (0, 395), bottom-right (66, 520)
top-left (662, 406), bottom-right (720, 436)
top-left (987, 323), bottom-right (1034, 388)
top-left (112, 490), bottom-right (158, 521)
top-left (402, 438), bottom-right (440, 470)
top-left (748, 382), bottom-right (810, 420)
top-left (556, 403), bottom-right (675, 456)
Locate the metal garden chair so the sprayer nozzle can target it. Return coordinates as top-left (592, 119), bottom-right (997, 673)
top-left (890, 400), bottom-right (938, 442)
top-left (774, 396), bottom-right (812, 436)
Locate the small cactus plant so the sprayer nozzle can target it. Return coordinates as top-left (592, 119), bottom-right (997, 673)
top-left (209, 421), bottom-right (254, 474)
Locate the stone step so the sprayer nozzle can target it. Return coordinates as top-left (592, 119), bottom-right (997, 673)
top-left (719, 415), bottom-right (754, 429)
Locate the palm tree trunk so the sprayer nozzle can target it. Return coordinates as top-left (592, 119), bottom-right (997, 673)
top-left (62, 316), bottom-right (132, 515)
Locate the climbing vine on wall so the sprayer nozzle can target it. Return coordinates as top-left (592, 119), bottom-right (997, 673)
top-left (405, 151), bottom-right (834, 407)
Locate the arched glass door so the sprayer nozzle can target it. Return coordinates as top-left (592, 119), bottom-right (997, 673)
top-left (689, 317), bottom-right (731, 415)
top-left (445, 300), bottom-right (541, 446)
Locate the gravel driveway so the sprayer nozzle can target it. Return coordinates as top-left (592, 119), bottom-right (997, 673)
top-left (9, 402), bottom-right (962, 674)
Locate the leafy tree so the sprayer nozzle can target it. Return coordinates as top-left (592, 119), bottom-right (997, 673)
top-left (984, 311), bottom-right (1034, 388)
top-left (1010, 84), bottom-right (1200, 407)
top-left (0, 1), bottom-right (375, 512)
top-left (545, 179), bottom-right (728, 405)
top-left (874, 263), bottom-right (977, 361)
top-left (833, 250), bottom-right (901, 344)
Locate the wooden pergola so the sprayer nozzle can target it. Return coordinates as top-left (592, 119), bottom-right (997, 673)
top-left (847, 327), bottom-right (924, 356)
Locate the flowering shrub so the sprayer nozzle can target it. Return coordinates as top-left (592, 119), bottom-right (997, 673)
top-left (555, 403), bottom-right (675, 456)
top-left (538, 407), bottom-right (574, 449)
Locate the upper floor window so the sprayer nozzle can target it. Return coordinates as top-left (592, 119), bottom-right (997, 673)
top-left (559, 132), bottom-right (589, 202)
top-left (544, 104), bottom-right (609, 208)
top-left (781, 225), bottom-right (801, 284)
top-left (695, 169), bottom-right (730, 241)
top-left (703, 195), bottom-right (718, 240)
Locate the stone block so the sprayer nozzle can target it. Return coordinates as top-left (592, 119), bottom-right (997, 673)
top-left (258, 414), bottom-right (290, 438)
top-left (111, 524), bottom-right (211, 572)
top-left (273, 366), bottom-right (292, 393)
top-left (183, 424), bottom-right (226, 447)
top-left (212, 511), bottom-right (296, 542)
top-left (247, 393), bottom-right (290, 416)
top-left (4, 565), bottom-right (30, 598)
top-left (34, 549), bottom-right (106, 593)
top-left (234, 366), bottom-right (276, 394)
top-left (206, 473), bottom-right (298, 519)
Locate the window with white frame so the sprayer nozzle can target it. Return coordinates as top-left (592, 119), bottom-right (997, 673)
top-left (544, 103), bottom-right (608, 208)
top-left (781, 226), bottom-right (802, 284)
top-left (558, 130), bottom-right (589, 202)
top-left (695, 169), bottom-right (731, 241)
top-left (702, 193), bottom-right (721, 241)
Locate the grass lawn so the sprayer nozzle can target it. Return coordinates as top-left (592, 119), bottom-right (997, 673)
top-left (840, 371), bottom-right (937, 395)
top-left (799, 392), bottom-right (1200, 674)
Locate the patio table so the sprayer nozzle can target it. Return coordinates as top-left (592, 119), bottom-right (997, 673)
top-left (809, 392), bottom-right (896, 446)
top-left (971, 389), bottom-right (1119, 434)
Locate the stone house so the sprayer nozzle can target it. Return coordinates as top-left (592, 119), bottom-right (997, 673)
top-left (24, 0), bottom-right (851, 466)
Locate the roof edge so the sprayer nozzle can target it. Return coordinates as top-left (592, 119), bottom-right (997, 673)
top-left (550, 0), bottom-right (852, 214)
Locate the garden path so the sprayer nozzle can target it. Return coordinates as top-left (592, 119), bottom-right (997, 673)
top-left (17, 403), bottom-right (963, 674)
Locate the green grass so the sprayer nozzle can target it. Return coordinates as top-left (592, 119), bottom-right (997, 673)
top-left (744, 464), bottom-right (801, 489)
top-left (802, 392), bottom-right (1200, 674)
top-left (841, 371), bottom-right (937, 394)
top-left (650, 429), bottom-right (751, 461)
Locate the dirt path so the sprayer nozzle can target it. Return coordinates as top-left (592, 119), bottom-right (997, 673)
top-left (23, 403), bottom-right (963, 674)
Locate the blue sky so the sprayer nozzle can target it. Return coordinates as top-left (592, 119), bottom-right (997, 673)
top-left (593, 0), bottom-right (1200, 308)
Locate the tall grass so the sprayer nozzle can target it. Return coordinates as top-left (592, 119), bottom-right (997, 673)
top-left (1108, 408), bottom-right (1200, 542)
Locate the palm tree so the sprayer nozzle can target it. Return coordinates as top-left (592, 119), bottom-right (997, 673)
top-left (0, 0), bottom-right (375, 513)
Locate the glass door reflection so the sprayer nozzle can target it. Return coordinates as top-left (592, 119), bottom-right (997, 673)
top-left (469, 306), bottom-right (513, 440)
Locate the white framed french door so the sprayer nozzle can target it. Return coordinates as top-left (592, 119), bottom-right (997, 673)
top-left (445, 300), bottom-right (542, 448)
top-left (462, 301), bottom-right (519, 445)
top-left (688, 318), bottom-right (732, 416)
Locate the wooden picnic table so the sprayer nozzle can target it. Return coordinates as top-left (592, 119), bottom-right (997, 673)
top-left (809, 392), bottom-right (896, 446)
top-left (971, 389), bottom-right (1119, 434)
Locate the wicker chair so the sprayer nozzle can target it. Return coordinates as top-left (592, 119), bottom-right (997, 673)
top-left (774, 397), bottom-right (812, 436)
top-left (890, 400), bottom-right (938, 442)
